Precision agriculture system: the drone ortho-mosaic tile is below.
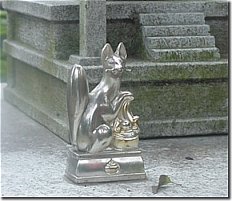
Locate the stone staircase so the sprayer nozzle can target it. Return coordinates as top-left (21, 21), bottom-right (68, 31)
top-left (140, 12), bottom-right (221, 62)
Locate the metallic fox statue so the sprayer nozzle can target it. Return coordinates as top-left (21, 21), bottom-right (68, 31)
top-left (67, 42), bottom-right (139, 153)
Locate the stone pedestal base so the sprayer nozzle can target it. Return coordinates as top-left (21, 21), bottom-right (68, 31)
top-left (65, 147), bottom-right (146, 184)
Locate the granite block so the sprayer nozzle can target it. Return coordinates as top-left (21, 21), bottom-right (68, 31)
top-left (149, 48), bottom-right (220, 62)
top-left (4, 58), bottom-right (69, 142)
top-left (124, 60), bottom-right (228, 84)
top-left (69, 55), bottom-right (101, 66)
top-left (9, 12), bottom-right (79, 60)
top-left (2, 0), bottom-right (229, 142)
top-left (108, 1), bottom-right (228, 19)
top-left (4, 40), bottom-right (228, 84)
top-left (2, 0), bottom-right (80, 21)
top-left (3, 53), bottom-right (228, 141)
top-left (13, 59), bottom-right (68, 124)
top-left (4, 71), bottom-right (228, 140)
top-left (142, 25), bottom-right (210, 37)
top-left (107, 2), bottom-right (203, 19)
top-left (145, 36), bottom-right (215, 49)
top-left (2, 1), bottom-right (228, 21)
top-left (4, 86), bottom-right (70, 142)
top-left (139, 13), bottom-right (205, 26)
top-left (204, 1), bottom-right (229, 17)
top-left (79, 0), bottom-right (106, 57)
top-left (3, 1), bottom-right (228, 60)
top-left (123, 81), bottom-right (228, 123)
top-left (141, 116), bottom-right (228, 138)
top-left (3, 40), bottom-right (71, 83)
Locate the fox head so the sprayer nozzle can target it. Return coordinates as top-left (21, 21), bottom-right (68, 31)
top-left (101, 42), bottom-right (127, 77)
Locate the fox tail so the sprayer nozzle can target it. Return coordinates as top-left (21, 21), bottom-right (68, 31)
top-left (67, 64), bottom-right (89, 146)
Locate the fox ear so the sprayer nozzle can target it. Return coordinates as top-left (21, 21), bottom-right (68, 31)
top-left (115, 42), bottom-right (127, 60)
top-left (101, 43), bottom-right (114, 63)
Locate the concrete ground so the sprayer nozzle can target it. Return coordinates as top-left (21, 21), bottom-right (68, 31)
top-left (1, 84), bottom-right (229, 197)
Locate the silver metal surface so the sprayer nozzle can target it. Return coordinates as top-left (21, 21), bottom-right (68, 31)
top-left (66, 42), bottom-right (146, 183)
top-left (67, 42), bottom-right (140, 153)
top-left (65, 147), bottom-right (146, 184)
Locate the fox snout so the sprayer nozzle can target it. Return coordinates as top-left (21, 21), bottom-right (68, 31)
top-left (105, 67), bottom-right (123, 75)
top-left (112, 65), bottom-right (123, 73)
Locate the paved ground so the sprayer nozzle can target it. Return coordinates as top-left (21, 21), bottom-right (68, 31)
top-left (1, 84), bottom-right (229, 197)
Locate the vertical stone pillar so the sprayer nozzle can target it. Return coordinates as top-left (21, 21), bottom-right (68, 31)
top-left (69, 0), bottom-right (106, 65)
top-left (80, 0), bottom-right (106, 57)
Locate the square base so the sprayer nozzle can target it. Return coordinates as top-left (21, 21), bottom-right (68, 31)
top-left (65, 147), bottom-right (146, 184)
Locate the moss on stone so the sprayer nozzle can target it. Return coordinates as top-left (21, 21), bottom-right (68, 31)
top-left (155, 50), bottom-right (219, 62)
top-left (122, 81), bottom-right (228, 122)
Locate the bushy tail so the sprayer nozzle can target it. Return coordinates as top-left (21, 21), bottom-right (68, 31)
top-left (67, 64), bottom-right (89, 146)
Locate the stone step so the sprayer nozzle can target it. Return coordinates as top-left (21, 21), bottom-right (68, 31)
top-left (140, 13), bottom-right (205, 26)
top-left (142, 25), bottom-right (210, 37)
top-left (149, 48), bottom-right (220, 62)
top-left (145, 36), bottom-right (215, 49)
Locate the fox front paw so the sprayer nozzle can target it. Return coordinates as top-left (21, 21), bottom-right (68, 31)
top-left (88, 124), bottom-right (112, 153)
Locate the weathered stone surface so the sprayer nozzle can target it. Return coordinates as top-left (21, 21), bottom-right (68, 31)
top-left (139, 13), bottom-right (205, 26)
top-left (2, 0), bottom-right (228, 142)
top-left (140, 11), bottom-right (222, 62)
top-left (3, 45), bottom-right (228, 141)
top-left (124, 81), bottom-right (228, 123)
top-left (4, 39), bottom-right (228, 84)
top-left (4, 70), bottom-right (228, 141)
top-left (69, 55), bottom-right (101, 66)
top-left (149, 48), bottom-right (220, 62)
top-left (4, 86), bottom-right (70, 142)
top-left (107, 1), bottom-right (228, 19)
top-left (10, 12), bottom-right (79, 60)
top-left (206, 17), bottom-right (228, 59)
top-left (124, 60), bottom-right (228, 83)
top-left (126, 81), bottom-right (228, 138)
top-left (4, 59), bottom-right (69, 142)
top-left (3, 1), bottom-right (228, 60)
top-left (3, 40), bottom-right (71, 83)
top-left (142, 117), bottom-right (228, 138)
top-left (2, 1), bottom-right (228, 21)
top-left (106, 19), bottom-right (143, 58)
top-left (2, 1), bottom-right (80, 21)
top-left (204, 1), bottom-right (229, 17)
top-left (79, 0), bottom-right (106, 57)
top-left (142, 25), bottom-right (210, 37)
top-left (145, 36), bottom-right (215, 49)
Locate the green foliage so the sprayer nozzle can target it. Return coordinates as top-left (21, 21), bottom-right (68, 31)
top-left (0, 24), bottom-right (7, 36)
top-left (0, 10), bottom-right (7, 35)
top-left (0, 10), bottom-right (7, 19)
top-left (0, 10), bottom-right (7, 82)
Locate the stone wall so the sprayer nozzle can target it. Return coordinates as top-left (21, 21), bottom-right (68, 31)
top-left (106, 1), bottom-right (229, 59)
top-left (107, 19), bottom-right (144, 58)
top-left (3, 1), bottom-right (229, 58)
top-left (3, 1), bottom-right (228, 142)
